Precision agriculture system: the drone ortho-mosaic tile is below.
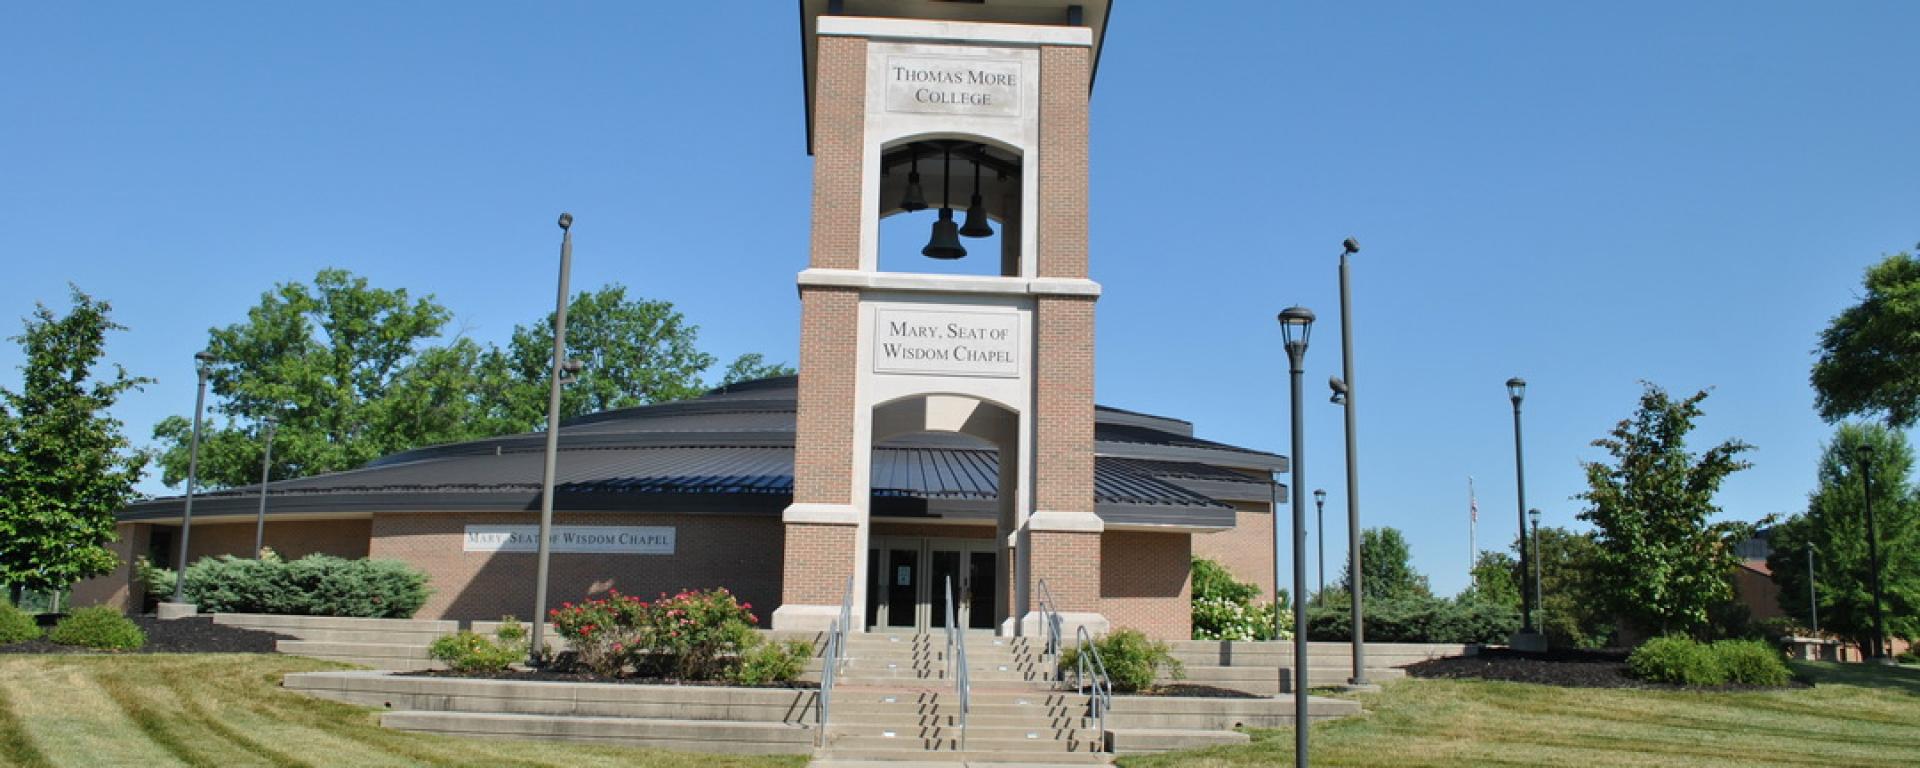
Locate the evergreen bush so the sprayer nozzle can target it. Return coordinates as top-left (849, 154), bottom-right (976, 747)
top-left (0, 600), bottom-right (40, 644)
top-left (48, 606), bottom-right (144, 651)
top-left (1307, 593), bottom-right (1518, 644)
top-left (180, 554), bottom-right (429, 618)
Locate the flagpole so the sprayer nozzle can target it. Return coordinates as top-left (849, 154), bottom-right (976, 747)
top-left (1468, 476), bottom-right (1478, 578)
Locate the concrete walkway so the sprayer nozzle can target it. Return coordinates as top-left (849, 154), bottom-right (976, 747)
top-left (810, 762), bottom-right (1105, 767)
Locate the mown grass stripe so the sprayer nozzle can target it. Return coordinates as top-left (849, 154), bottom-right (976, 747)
top-left (0, 682), bottom-right (54, 768)
top-left (95, 668), bottom-right (222, 768)
top-left (155, 665), bottom-right (317, 768)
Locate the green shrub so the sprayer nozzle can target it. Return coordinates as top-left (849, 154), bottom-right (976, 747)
top-left (1712, 639), bottom-right (1792, 686)
top-left (134, 557), bottom-right (177, 602)
top-left (428, 618), bottom-right (527, 674)
top-left (1628, 635), bottom-right (1726, 686)
top-left (0, 601), bottom-right (41, 645)
top-left (180, 554), bottom-right (429, 618)
top-left (1191, 558), bottom-right (1286, 641)
top-left (48, 606), bottom-right (144, 651)
top-left (1059, 628), bottom-right (1183, 692)
top-left (1307, 593), bottom-right (1518, 644)
top-left (731, 640), bottom-right (814, 685)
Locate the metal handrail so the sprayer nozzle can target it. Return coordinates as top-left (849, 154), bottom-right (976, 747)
top-left (1035, 578), bottom-right (1063, 663)
top-left (944, 576), bottom-right (971, 752)
top-left (1072, 625), bottom-right (1113, 752)
top-left (814, 574), bottom-right (854, 747)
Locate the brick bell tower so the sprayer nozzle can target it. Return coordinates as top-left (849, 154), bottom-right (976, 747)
top-left (773, 1), bottom-right (1113, 638)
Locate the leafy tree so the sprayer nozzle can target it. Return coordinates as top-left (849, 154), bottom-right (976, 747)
top-left (1766, 423), bottom-right (1920, 650)
top-left (718, 353), bottom-right (795, 386)
top-left (1578, 383), bottom-right (1757, 638)
top-left (1529, 527), bottom-right (1614, 648)
top-left (151, 269), bottom-right (482, 488)
top-left (0, 288), bottom-right (149, 599)
top-left (498, 285), bottom-right (716, 425)
top-left (1813, 251), bottom-right (1920, 427)
top-left (1339, 527), bottom-right (1431, 601)
top-left (1464, 550), bottom-right (1519, 606)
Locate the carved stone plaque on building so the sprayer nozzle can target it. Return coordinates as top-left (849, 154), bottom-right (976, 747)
top-left (873, 307), bottom-right (1021, 378)
top-left (884, 55), bottom-right (1022, 117)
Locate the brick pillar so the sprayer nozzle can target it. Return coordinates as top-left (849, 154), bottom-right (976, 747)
top-left (775, 33), bottom-right (869, 631)
top-left (1023, 43), bottom-right (1105, 636)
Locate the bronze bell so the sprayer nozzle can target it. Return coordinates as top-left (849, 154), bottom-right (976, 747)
top-left (960, 192), bottom-right (993, 238)
top-left (900, 168), bottom-right (928, 212)
top-left (923, 207), bottom-right (967, 259)
top-left (959, 159), bottom-right (993, 238)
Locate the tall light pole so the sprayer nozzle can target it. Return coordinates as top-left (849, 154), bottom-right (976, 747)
top-left (168, 350), bottom-right (216, 609)
top-left (1528, 507), bottom-right (1542, 631)
top-left (1855, 444), bottom-right (1889, 662)
top-left (252, 416), bottom-right (278, 559)
top-left (530, 212), bottom-right (577, 666)
top-left (1807, 545), bottom-right (1818, 636)
top-left (1507, 377), bottom-right (1541, 647)
top-left (1330, 237), bottom-right (1370, 688)
top-left (1313, 488), bottom-right (1327, 598)
top-left (1277, 305), bottom-right (1314, 768)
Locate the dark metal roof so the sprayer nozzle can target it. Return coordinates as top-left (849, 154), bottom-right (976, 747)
top-left (124, 375), bottom-right (1277, 530)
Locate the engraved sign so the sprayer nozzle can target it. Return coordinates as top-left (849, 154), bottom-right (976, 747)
top-left (874, 307), bottom-right (1021, 378)
top-left (463, 525), bottom-right (675, 555)
top-left (884, 55), bottom-right (1021, 117)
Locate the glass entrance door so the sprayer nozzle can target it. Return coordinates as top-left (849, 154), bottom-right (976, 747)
top-left (869, 536), bottom-right (1000, 632)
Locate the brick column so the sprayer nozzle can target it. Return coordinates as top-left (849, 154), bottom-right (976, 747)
top-left (1023, 44), bottom-right (1105, 636)
top-left (776, 33), bottom-right (869, 631)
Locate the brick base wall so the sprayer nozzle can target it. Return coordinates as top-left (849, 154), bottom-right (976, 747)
top-left (371, 512), bottom-right (784, 622)
top-left (1101, 530), bottom-right (1192, 641)
top-left (779, 521), bottom-right (856, 607)
top-left (1030, 528), bottom-right (1101, 613)
top-left (68, 522), bottom-right (151, 612)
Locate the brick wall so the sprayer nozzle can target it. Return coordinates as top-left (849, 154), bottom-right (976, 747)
top-left (1030, 529), bottom-right (1100, 612)
top-left (1191, 502), bottom-right (1276, 599)
top-left (181, 518), bottom-right (372, 562)
top-left (794, 286), bottom-right (860, 505)
top-left (1037, 45), bottom-right (1089, 280)
top-left (1101, 530), bottom-right (1192, 641)
top-left (780, 522), bottom-right (856, 606)
top-left (370, 512), bottom-right (784, 622)
top-left (1034, 296), bottom-right (1095, 514)
top-left (809, 35), bottom-right (865, 271)
top-left (68, 522), bottom-right (150, 612)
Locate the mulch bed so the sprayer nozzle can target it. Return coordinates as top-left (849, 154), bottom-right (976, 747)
top-left (401, 668), bottom-right (818, 689)
top-left (0, 615), bottom-right (292, 655)
top-left (1404, 647), bottom-right (1811, 691)
top-left (1127, 683), bottom-right (1265, 699)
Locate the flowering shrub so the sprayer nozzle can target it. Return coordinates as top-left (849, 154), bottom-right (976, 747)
top-left (549, 587), bottom-right (790, 682)
top-left (1191, 558), bottom-right (1287, 641)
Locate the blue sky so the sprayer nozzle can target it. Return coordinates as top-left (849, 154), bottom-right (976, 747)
top-left (3, 2), bottom-right (1916, 597)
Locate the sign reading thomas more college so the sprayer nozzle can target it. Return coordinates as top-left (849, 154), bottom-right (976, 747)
top-left (463, 525), bottom-right (675, 555)
top-left (873, 307), bottom-right (1021, 378)
top-left (884, 55), bottom-right (1021, 117)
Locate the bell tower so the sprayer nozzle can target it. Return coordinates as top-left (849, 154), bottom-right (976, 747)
top-left (774, 1), bottom-right (1113, 638)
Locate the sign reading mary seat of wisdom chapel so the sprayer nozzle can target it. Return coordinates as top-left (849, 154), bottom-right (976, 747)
top-left (874, 307), bottom-right (1021, 378)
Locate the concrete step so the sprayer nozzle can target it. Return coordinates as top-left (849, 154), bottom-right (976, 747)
top-left (823, 736), bottom-right (1105, 754)
top-left (828, 724), bottom-right (1098, 743)
top-left (815, 748), bottom-right (1109, 764)
top-left (215, 613), bottom-right (456, 634)
top-left (379, 710), bottom-right (811, 755)
top-left (832, 713), bottom-right (1097, 730)
top-left (1108, 728), bottom-right (1250, 754)
top-left (276, 640), bottom-right (443, 671)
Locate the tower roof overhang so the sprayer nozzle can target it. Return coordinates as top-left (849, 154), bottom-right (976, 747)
top-left (798, 0), bottom-right (1113, 154)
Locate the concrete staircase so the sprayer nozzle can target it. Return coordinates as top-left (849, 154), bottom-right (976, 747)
top-left (812, 632), bottom-right (1110, 763)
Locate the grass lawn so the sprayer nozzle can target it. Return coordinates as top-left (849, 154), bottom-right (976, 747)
top-left (0, 654), bottom-right (807, 768)
top-left (1120, 661), bottom-right (1920, 767)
